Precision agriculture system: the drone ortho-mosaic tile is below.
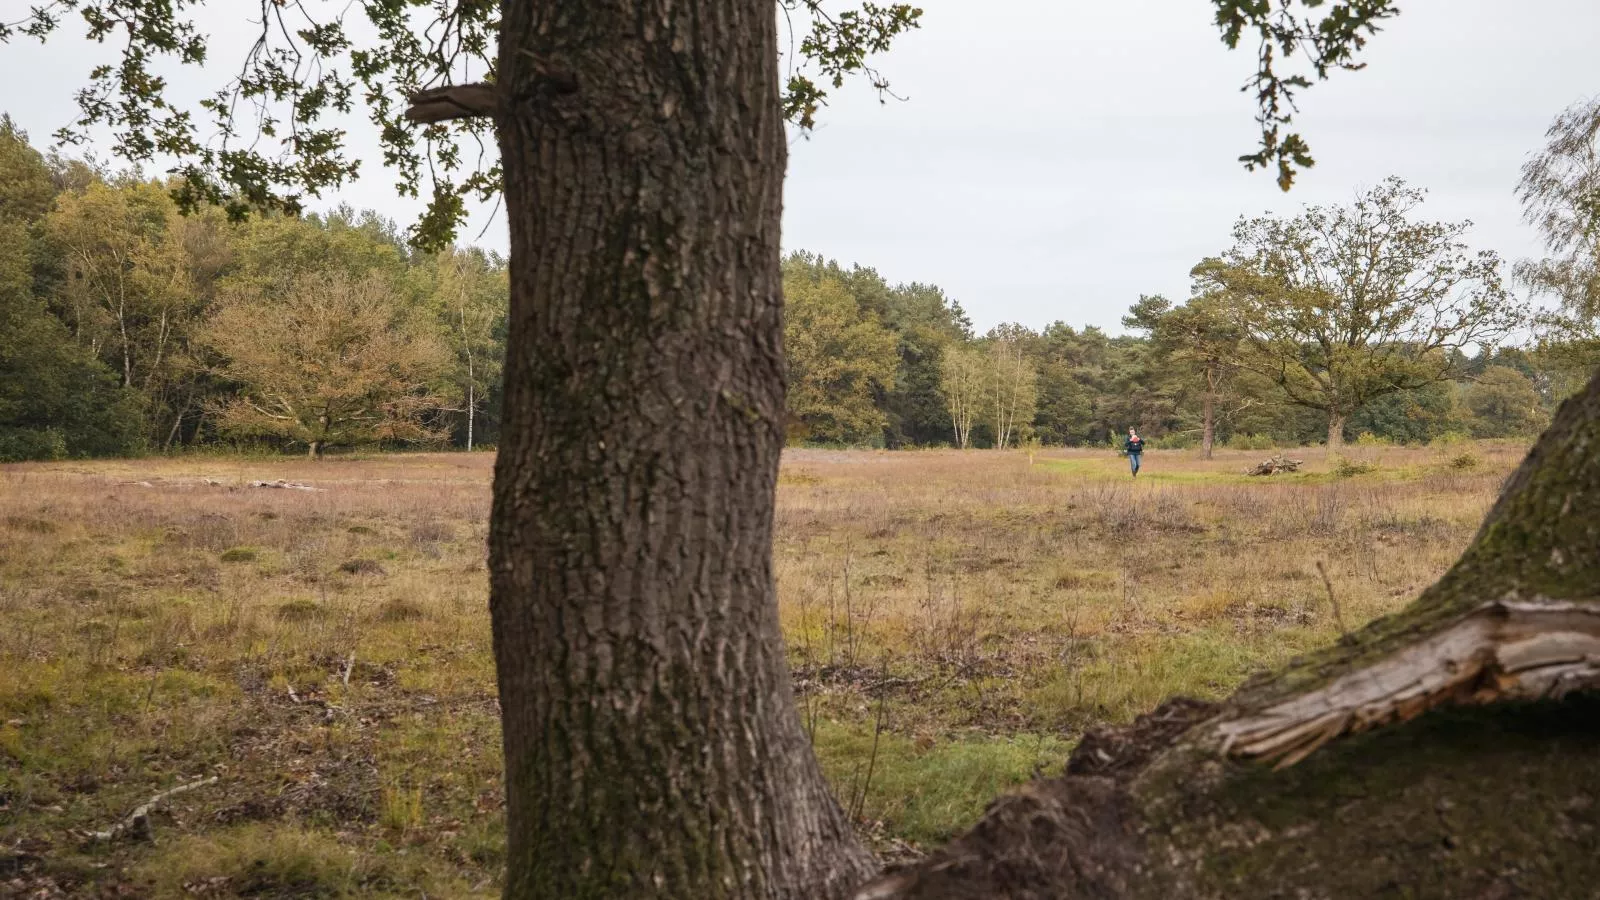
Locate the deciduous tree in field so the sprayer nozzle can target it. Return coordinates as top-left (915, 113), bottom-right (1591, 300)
top-left (0, 119), bottom-right (145, 460)
top-left (1519, 96), bottom-right (1600, 397)
top-left (202, 271), bottom-right (449, 457)
top-left (424, 247), bottom-right (509, 451)
top-left (1517, 95), bottom-right (1600, 322)
top-left (44, 179), bottom-right (201, 443)
top-left (938, 343), bottom-right (986, 450)
top-left (1195, 177), bottom-right (1523, 451)
top-left (34, 1), bottom-right (1600, 898)
top-left (783, 266), bottom-right (900, 444)
top-left (986, 323), bottom-right (1038, 450)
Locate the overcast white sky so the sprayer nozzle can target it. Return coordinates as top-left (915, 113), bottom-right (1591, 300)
top-left (2, 1), bottom-right (1597, 333)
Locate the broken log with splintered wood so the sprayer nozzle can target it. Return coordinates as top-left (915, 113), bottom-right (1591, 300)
top-left (86, 776), bottom-right (218, 842)
top-left (856, 370), bottom-right (1600, 899)
top-left (1246, 454), bottom-right (1302, 476)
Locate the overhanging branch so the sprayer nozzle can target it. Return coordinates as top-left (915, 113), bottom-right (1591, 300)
top-left (405, 83), bottom-right (500, 124)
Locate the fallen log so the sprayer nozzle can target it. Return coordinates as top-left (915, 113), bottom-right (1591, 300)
top-left (1245, 454), bottom-right (1302, 476)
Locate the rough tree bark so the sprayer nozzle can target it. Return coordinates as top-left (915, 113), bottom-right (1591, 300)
top-left (1327, 410), bottom-right (1346, 452)
top-left (1200, 365), bottom-right (1216, 461)
top-left (858, 368), bottom-right (1600, 899)
top-left (480, 1), bottom-right (876, 898)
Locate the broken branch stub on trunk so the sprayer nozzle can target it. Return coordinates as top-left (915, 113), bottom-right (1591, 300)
top-left (859, 370), bottom-right (1600, 898)
top-left (404, 84), bottom-right (501, 124)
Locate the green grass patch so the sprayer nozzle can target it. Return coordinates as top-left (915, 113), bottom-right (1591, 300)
top-left (812, 720), bottom-right (1070, 846)
top-left (1029, 628), bottom-right (1329, 728)
top-left (128, 824), bottom-right (466, 898)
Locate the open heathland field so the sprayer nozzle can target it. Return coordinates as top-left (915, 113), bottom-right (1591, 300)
top-left (0, 441), bottom-right (1528, 896)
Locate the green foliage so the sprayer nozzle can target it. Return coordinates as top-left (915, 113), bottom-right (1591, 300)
top-left (1347, 381), bottom-right (1466, 446)
top-left (4, 1), bottom-right (922, 250)
top-left (1333, 457), bottom-right (1378, 478)
top-left (784, 252), bottom-right (970, 447)
top-left (0, 121), bottom-right (511, 458)
top-left (1226, 432), bottom-right (1276, 451)
top-left (1196, 177), bottom-right (1524, 444)
top-left (1463, 365), bottom-right (1550, 439)
top-left (811, 721), bottom-right (1069, 846)
top-left (1150, 431), bottom-right (1199, 450)
top-left (985, 323), bottom-right (1039, 449)
top-left (0, 0), bottom-right (1400, 250)
top-left (1212, 0), bottom-right (1400, 190)
top-left (1516, 96), bottom-right (1600, 323)
top-left (781, 2), bottom-right (925, 130)
top-left (782, 260), bottom-right (900, 444)
top-left (0, 125), bottom-right (145, 461)
top-left (202, 270), bottom-right (452, 456)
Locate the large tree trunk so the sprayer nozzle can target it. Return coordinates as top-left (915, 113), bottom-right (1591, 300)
top-left (1326, 410), bottom-right (1346, 452)
top-left (489, 2), bottom-right (875, 898)
top-left (1200, 376), bottom-right (1215, 461)
top-left (859, 369), bottom-right (1600, 898)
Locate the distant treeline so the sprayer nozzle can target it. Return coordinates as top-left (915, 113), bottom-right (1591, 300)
top-left (1, 117), bottom-right (507, 460)
top-left (784, 175), bottom-right (1600, 453)
top-left (782, 250), bottom-right (1563, 452)
top-left (2, 119), bottom-right (1594, 461)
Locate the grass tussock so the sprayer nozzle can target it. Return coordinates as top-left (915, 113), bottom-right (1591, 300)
top-left (0, 441), bottom-right (1527, 891)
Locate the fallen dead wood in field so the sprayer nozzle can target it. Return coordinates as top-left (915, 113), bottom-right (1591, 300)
top-left (86, 776), bottom-right (219, 842)
top-left (1246, 454), bottom-right (1302, 476)
top-left (248, 477), bottom-right (323, 490)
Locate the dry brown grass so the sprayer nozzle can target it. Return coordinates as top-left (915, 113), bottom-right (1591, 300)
top-left (0, 441), bottom-right (1526, 893)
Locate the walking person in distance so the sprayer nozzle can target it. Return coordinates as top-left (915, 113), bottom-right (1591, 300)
top-left (1125, 427), bottom-right (1145, 478)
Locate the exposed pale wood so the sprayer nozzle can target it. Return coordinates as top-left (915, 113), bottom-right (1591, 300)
top-left (1216, 600), bottom-right (1600, 767)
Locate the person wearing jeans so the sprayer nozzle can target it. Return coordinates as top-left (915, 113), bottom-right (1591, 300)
top-left (1125, 427), bottom-right (1145, 477)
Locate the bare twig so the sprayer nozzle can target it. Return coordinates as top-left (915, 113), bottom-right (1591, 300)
top-left (87, 776), bottom-right (219, 842)
top-left (342, 651), bottom-right (356, 687)
top-left (851, 690), bottom-right (888, 822)
top-left (1316, 560), bottom-right (1348, 636)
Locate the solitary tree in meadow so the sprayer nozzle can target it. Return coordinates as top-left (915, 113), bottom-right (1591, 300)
top-left (1194, 177), bottom-right (1522, 451)
top-left (26, 0), bottom-right (1600, 897)
top-left (203, 271), bottom-right (450, 457)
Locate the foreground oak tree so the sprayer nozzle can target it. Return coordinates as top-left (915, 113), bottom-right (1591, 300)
top-left (22, 1), bottom-right (1600, 899)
